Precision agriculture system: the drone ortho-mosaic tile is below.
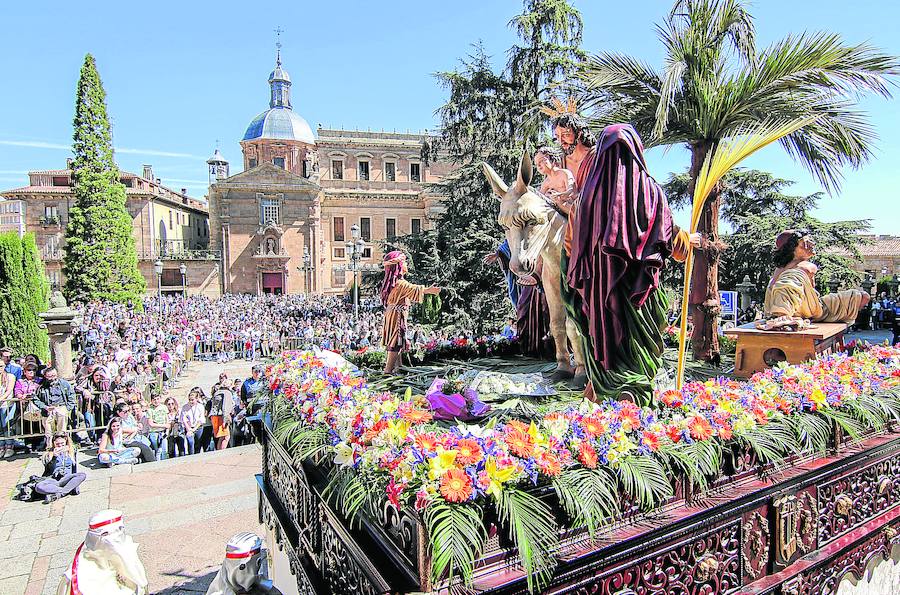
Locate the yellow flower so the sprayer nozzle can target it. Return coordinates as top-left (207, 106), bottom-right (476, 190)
top-left (527, 421), bottom-right (548, 449)
top-left (386, 419), bottom-right (410, 443)
top-left (428, 449), bottom-right (458, 480)
top-left (484, 457), bottom-right (516, 499)
top-left (381, 400), bottom-right (398, 414)
top-left (809, 388), bottom-right (827, 408)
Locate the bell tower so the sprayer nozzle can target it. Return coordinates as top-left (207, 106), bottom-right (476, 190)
top-left (207, 146), bottom-right (229, 185)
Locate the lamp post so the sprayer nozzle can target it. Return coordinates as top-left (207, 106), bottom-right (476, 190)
top-left (346, 224), bottom-right (366, 320)
top-left (861, 274), bottom-right (875, 296)
top-left (735, 274), bottom-right (754, 311)
top-left (303, 246), bottom-right (312, 294)
top-left (890, 274), bottom-right (900, 298)
top-left (179, 262), bottom-right (187, 299)
top-left (154, 259), bottom-right (163, 315)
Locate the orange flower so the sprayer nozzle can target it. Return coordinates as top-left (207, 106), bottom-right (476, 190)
top-left (581, 415), bottom-right (606, 438)
top-left (617, 402), bottom-right (641, 432)
top-left (504, 428), bottom-right (535, 458)
top-left (641, 430), bottom-right (660, 452)
top-left (455, 439), bottom-right (484, 466)
top-left (402, 408), bottom-right (433, 424)
top-left (414, 432), bottom-right (438, 452)
top-left (660, 389), bottom-right (683, 408)
top-left (688, 416), bottom-right (713, 441)
top-left (537, 452), bottom-right (562, 476)
top-left (506, 419), bottom-right (528, 433)
top-left (440, 468), bottom-right (473, 502)
top-left (577, 442), bottom-right (598, 469)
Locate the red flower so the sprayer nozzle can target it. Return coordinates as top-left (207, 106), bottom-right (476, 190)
top-left (665, 424), bottom-right (683, 444)
top-left (414, 432), bottom-right (438, 452)
top-left (660, 389), bottom-right (683, 408)
top-left (440, 469), bottom-right (473, 502)
top-left (455, 439), bottom-right (484, 466)
top-left (386, 479), bottom-right (403, 508)
top-left (581, 415), bottom-right (606, 438)
top-left (401, 407), bottom-right (433, 424)
top-left (537, 452), bottom-right (562, 476)
top-left (577, 442), bottom-right (598, 469)
top-left (641, 430), bottom-right (661, 452)
top-left (617, 402), bottom-right (641, 432)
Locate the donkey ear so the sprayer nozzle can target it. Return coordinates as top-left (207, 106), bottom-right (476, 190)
top-left (481, 162), bottom-right (508, 199)
top-left (513, 150), bottom-right (533, 194)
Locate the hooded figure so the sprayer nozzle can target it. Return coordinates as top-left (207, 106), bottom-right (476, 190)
top-left (57, 509), bottom-right (148, 595)
top-left (563, 124), bottom-right (691, 403)
top-left (206, 532), bottom-right (282, 595)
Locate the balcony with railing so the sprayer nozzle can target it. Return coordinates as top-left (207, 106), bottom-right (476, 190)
top-left (39, 215), bottom-right (63, 227)
top-left (320, 178), bottom-right (423, 192)
top-left (143, 239), bottom-right (220, 261)
top-left (41, 244), bottom-right (64, 261)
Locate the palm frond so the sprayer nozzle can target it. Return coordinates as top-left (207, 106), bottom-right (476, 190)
top-left (734, 420), bottom-right (798, 463)
top-left (784, 412), bottom-right (832, 453)
top-left (496, 487), bottom-right (559, 593)
top-left (425, 501), bottom-right (486, 588)
top-left (616, 454), bottom-right (673, 509)
top-left (675, 115), bottom-right (816, 388)
top-left (552, 467), bottom-right (619, 537)
top-left (322, 467), bottom-right (372, 527)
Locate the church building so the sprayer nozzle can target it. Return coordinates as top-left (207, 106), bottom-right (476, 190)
top-left (208, 46), bottom-right (453, 295)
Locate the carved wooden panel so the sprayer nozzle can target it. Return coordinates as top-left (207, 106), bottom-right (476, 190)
top-left (321, 506), bottom-right (391, 595)
top-left (780, 525), bottom-right (900, 595)
top-left (817, 454), bottom-right (900, 545)
top-left (742, 507), bottom-right (770, 581)
top-left (564, 521), bottom-right (741, 594)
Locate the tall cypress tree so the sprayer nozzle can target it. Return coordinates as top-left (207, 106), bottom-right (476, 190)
top-left (0, 232), bottom-right (49, 360)
top-left (20, 233), bottom-right (50, 358)
top-left (63, 54), bottom-right (145, 304)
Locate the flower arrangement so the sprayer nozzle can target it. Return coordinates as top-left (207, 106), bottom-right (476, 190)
top-left (425, 374), bottom-right (490, 421)
top-left (266, 345), bottom-right (900, 592)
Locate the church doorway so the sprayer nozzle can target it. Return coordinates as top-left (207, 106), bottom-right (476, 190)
top-left (261, 272), bottom-right (284, 295)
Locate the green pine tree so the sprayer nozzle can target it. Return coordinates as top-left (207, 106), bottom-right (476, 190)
top-left (20, 233), bottom-right (50, 358)
top-left (63, 54), bottom-right (145, 304)
top-left (0, 232), bottom-right (49, 360)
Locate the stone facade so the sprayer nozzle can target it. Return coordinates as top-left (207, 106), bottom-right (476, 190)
top-left (208, 163), bottom-right (318, 294)
top-left (830, 235), bottom-right (900, 280)
top-left (0, 199), bottom-right (25, 236)
top-left (0, 164), bottom-right (214, 293)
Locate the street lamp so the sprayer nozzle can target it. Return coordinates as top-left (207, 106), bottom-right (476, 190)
top-left (303, 246), bottom-right (312, 294)
top-left (154, 259), bottom-right (163, 315)
top-left (890, 274), bottom-right (900, 298)
top-left (346, 224), bottom-right (366, 320)
top-left (179, 262), bottom-right (187, 299)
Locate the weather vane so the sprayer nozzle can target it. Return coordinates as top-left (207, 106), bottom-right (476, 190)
top-left (274, 26), bottom-right (284, 50)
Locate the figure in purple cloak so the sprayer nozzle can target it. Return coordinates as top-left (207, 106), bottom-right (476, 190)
top-left (562, 124), bottom-right (693, 403)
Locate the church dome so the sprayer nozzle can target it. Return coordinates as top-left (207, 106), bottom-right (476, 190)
top-left (242, 46), bottom-right (315, 145)
top-left (243, 107), bottom-right (315, 143)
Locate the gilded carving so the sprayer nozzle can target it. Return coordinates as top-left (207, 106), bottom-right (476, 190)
top-left (775, 494), bottom-right (803, 564)
top-left (742, 510), bottom-right (770, 579)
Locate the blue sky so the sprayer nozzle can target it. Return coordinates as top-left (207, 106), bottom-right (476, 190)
top-left (0, 1), bottom-right (897, 233)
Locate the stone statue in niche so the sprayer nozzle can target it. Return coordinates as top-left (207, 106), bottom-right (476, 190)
top-left (264, 237), bottom-right (277, 255)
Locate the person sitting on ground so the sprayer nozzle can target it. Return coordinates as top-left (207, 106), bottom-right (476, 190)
top-left (763, 229), bottom-right (870, 326)
top-left (35, 433), bottom-right (86, 504)
top-left (97, 418), bottom-right (141, 467)
top-left (113, 402), bottom-right (155, 463)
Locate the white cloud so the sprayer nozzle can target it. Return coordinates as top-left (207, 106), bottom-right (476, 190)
top-left (0, 139), bottom-right (202, 160)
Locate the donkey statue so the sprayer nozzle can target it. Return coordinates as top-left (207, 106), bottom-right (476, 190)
top-left (483, 152), bottom-right (586, 389)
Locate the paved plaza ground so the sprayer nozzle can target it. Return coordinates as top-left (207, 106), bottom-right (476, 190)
top-left (0, 359), bottom-right (264, 595)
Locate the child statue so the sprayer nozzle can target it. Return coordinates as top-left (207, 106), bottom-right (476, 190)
top-left (380, 251), bottom-right (441, 374)
top-left (763, 229), bottom-right (869, 325)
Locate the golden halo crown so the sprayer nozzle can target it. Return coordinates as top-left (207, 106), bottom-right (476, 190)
top-left (539, 96), bottom-right (579, 119)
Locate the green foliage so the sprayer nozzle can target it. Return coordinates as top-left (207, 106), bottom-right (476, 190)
top-left (0, 232), bottom-right (49, 360)
top-left (495, 487), bottom-right (559, 592)
top-left (21, 233), bottom-right (50, 316)
top-left (63, 54), bottom-right (145, 304)
top-left (423, 0), bottom-right (585, 332)
top-left (661, 169), bottom-right (869, 301)
top-left (425, 501), bottom-right (486, 588)
top-left (551, 466), bottom-right (619, 536)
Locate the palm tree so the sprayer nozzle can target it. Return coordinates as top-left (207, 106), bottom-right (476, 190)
top-left (574, 0), bottom-right (898, 361)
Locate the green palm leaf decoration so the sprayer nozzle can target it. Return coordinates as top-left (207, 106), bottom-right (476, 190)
top-left (616, 454), bottom-right (673, 509)
top-left (552, 466), bottom-right (620, 537)
top-left (496, 488), bottom-right (559, 593)
top-left (424, 501), bottom-right (486, 589)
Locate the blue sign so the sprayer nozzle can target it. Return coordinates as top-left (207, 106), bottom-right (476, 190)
top-left (720, 291), bottom-right (738, 323)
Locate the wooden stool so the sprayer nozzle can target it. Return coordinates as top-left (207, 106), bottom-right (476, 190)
top-left (724, 322), bottom-right (848, 378)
